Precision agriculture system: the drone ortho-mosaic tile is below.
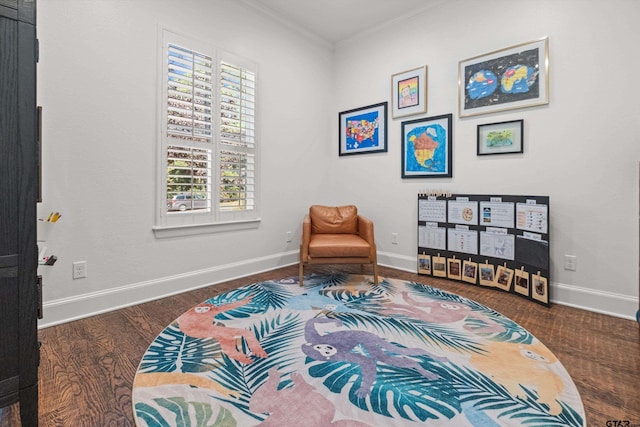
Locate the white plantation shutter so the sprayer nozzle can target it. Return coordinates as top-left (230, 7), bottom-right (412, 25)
top-left (167, 44), bottom-right (213, 143)
top-left (219, 61), bottom-right (256, 212)
top-left (166, 145), bottom-right (211, 203)
top-left (158, 30), bottom-right (259, 230)
top-left (166, 43), bottom-right (213, 208)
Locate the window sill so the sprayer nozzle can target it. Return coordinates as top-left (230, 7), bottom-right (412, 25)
top-left (153, 218), bottom-right (261, 239)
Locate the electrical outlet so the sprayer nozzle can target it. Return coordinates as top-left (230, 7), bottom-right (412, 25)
top-left (564, 255), bottom-right (577, 271)
top-left (286, 231), bottom-right (292, 243)
top-left (391, 233), bottom-right (398, 244)
top-left (73, 261), bottom-right (87, 279)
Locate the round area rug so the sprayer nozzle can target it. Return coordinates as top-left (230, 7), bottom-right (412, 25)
top-left (132, 274), bottom-right (585, 426)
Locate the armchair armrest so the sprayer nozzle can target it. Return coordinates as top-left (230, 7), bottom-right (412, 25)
top-left (358, 215), bottom-right (377, 261)
top-left (357, 215), bottom-right (375, 245)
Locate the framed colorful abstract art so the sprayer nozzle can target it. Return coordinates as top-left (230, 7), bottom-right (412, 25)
top-left (391, 66), bottom-right (427, 118)
top-left (338, 102), bottom-right (388, 156)
top-left (459, 37), bottom-right (549, 117)
top-left (401, 113), bottom-right (452, 178)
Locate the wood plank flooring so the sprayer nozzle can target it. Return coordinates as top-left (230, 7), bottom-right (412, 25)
top-left (2, 265), bottom-right (639, 426)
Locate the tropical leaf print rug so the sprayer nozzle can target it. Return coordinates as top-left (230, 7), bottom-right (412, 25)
top-left (132, 274), bottom-right (585, 427)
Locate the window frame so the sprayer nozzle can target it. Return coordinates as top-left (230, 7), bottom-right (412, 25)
top-left (154, 29), bottom-right (260, 238)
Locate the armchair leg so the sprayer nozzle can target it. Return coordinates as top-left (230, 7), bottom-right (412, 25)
top-left (373, 261), bottom-right (379, 285)
top-left (299, 262), bottom-right (304, 286)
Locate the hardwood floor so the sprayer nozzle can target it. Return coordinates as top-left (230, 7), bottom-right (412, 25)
top-left (2, 264), bottom-right (639, 426)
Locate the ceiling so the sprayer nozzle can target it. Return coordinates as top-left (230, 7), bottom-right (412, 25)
top-left (241, 0), bottom-right (447, 45)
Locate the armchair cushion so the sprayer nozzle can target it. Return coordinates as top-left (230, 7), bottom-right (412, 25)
top-left (309, 205), bottom-right (358, 234)
top-left (309, 234), bottom-right (371, 258)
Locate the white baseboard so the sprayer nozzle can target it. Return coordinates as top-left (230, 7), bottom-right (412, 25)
top-left (378, 250), bottom-right (417, 272)
top-left (39, 250), bottom-right (638, 328)
top-left (550, 282), bottom-right (638, 321)
top-left (39, 250), bottom-right (300, 328)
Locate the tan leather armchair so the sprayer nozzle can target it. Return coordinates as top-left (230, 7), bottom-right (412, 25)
top-left (299, 205), bottom-right (378, 286)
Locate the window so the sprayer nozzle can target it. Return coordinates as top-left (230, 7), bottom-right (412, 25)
top-left (156, 30), bottom-right (259, 235)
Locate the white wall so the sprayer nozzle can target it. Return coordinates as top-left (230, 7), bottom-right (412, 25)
top-left (36, 0), bottom-right (335, 326)
top-left (331, 0), bottom-right (640, 319)
top-left (37, 0), bottom-right (639, 326)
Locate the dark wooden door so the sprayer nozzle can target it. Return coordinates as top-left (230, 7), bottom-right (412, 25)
top-left (0, 0), bottom-right (39, 425)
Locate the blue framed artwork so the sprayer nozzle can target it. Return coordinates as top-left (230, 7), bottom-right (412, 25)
top-left (458, 37), bottom-right (549, 117)
top-left (401, 113), bottom-right (453, 178)
top-left (339, 102), bottom-right (388, 156)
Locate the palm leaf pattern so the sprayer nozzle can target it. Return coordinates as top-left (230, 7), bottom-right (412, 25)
top-left (135, 398), bottom-right (236, 427)
top-left (133, 274), bottom-right (584, 427)
top-left (207, 312), bottom-right (305, 421)
top-left (446, 363), bottom-right (583, 426)
top-left (137, 323), bottom-right (223, 374)
top-left (304, 272), bottom-right (353, 288)
top-left (307, 358), bottom-right (459, 421)
top-left (405, 281), bottom-right (535, 345)
top-left (209, 281), bottom-right (291, 320)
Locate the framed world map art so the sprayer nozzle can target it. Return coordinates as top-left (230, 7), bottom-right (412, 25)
top-left (458, 37), bottom-right (549, 117)
top-left (401, 113), bottom-right (452, 178)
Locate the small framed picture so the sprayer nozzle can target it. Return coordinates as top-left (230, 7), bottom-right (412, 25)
top-left (447, 258), bottom-right (462, 280)
top-left (479, 262), bottom-right (495, 287)
top-left (462, 260), bottom-right (478, 284)
top-left (418, 254), bottom-right (431, 275)
top-left (477, 119), bottom-right (523, 155)
top-left (514, 269), bottom-right (530, 296)
top-left (401, 113), bottom-right (453, 178)
top-left (532, 273), bottom-right (549, 304)
top-left (494, 265), bottom-right (514, 292)
top-left (339, 102), bottom-right (388, 156)
top-left (432, 255), bottom-right (447, 277)
top-left (391, 66), bottom-right (427, 118)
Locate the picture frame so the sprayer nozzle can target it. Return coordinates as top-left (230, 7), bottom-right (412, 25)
top-left (494, 264), bottom-right (514, 292)
top-left (514, 268), bottom-right (530, 296)
top-left (458, 37), bottom-right (549, 117)
top-left (401, 113), bottom-right (453, 178)
top-left (432, 255), bottom-right (447, 278)
top-left (479, 262), bottom-right (495, 287)
top-left (532, 273), bottom-right (549, 304)
top-left (462, 259), bottom-right (478, 284)
top-left (391, 66), bottom-right (427, 118)
top-left (447, 258), bottom-right (462, 280)
top-left (477, 119), bottom-right (523, 155)
top-left (418, 254), bottom-right (431, 275)
top-left (339, 102), bottom-right (388, 156)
